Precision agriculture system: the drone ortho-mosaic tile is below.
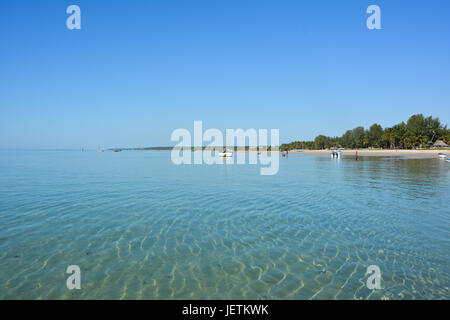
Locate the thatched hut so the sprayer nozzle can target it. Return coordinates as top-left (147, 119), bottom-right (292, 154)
top-left (432, 140), bottom-right (448, 148)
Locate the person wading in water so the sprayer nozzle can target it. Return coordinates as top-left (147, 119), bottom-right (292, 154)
top-left (355, 150), bottom-right (359, 161)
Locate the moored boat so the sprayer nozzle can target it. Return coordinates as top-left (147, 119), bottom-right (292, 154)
top-left (219, 148), bottom-right (233, 157)
top-left (331, 150), bottom-right (342, 159)
top-left (219, 152), bottom-right (233, 157)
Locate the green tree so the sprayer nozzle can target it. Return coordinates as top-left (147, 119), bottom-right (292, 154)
top-left (352, 127), bottom-right (365, 149)
top-left (314, 135), bottom-right (329, 149)
top-left (341, 130), bottom-right (354, 149)
top-left (368, 123), bottom-right (383, 148)
top-left (391, 122), bottom-right (407, 148)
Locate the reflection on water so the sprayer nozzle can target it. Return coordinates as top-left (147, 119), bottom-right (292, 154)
top-left (0, 151), bottom-right (448, 299)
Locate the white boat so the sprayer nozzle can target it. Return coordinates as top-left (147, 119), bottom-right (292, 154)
top-left (219, 152), bottom-right (233, 158)
top-left (331, 150), bottom-right (342, 159)
top-left (438, 153), bottom-right (447, 159)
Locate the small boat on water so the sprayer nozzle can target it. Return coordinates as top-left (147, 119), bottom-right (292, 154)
top-left (219, 149), bottom-right (233, 157)
top-left (438, 153), bottom-right (447, 159)
top-left (331, 150), bottom-right (342, 159)
top-left (219, 152), bottom-right (233, 158)
top-left (446, 158), bottom-right (450, 163)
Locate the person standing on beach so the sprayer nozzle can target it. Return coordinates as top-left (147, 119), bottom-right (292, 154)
top-left (355, 150), bottom-right (358, 161)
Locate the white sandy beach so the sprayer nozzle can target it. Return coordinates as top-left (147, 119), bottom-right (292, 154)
top-left (234, 149), bottom-right (449, 159)
top-left (289, 149), bottom-right (449, 159)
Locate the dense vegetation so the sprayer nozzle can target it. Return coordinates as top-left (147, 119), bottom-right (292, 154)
top-left (281, 114), bottom-right (450, 151)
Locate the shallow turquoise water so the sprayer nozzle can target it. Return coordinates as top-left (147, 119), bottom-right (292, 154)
top-left (0, 150), bottom-right (448, 299)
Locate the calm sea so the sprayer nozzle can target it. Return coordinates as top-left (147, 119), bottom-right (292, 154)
top-left (0, 150), bottom-right (448, 299)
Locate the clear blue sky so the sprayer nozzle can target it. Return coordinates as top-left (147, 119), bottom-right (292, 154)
top-left (1, 0), bottom-right (449, 149)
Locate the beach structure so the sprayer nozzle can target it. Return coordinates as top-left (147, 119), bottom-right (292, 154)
top-left (432, 140), bottom-right (448, 148)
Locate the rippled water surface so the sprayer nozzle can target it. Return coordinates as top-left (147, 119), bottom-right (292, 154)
top-left (0, 150), bottom-right (449, 299)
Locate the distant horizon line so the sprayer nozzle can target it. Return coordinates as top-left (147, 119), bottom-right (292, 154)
top-left (0, 146), bottom-right (276, 151)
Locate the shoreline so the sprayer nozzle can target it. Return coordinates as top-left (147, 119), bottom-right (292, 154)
top-left (288, 149), bottom-right (449, 159)
top-left (234, 149), bottom-right (448, 159)
top-left (224, 149), bottom-right (449, 159)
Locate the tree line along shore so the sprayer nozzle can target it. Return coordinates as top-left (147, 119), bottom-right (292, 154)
top-left (108, 114), bottom-right (449, 152)
top-left (280, 114), bottom-right (449, 151)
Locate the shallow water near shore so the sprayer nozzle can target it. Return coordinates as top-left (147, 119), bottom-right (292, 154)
top-left (0, 150), bottom-right (449, 299)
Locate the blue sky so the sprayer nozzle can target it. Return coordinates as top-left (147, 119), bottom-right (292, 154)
top-left (1, 0), bottom-right (449, 148)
